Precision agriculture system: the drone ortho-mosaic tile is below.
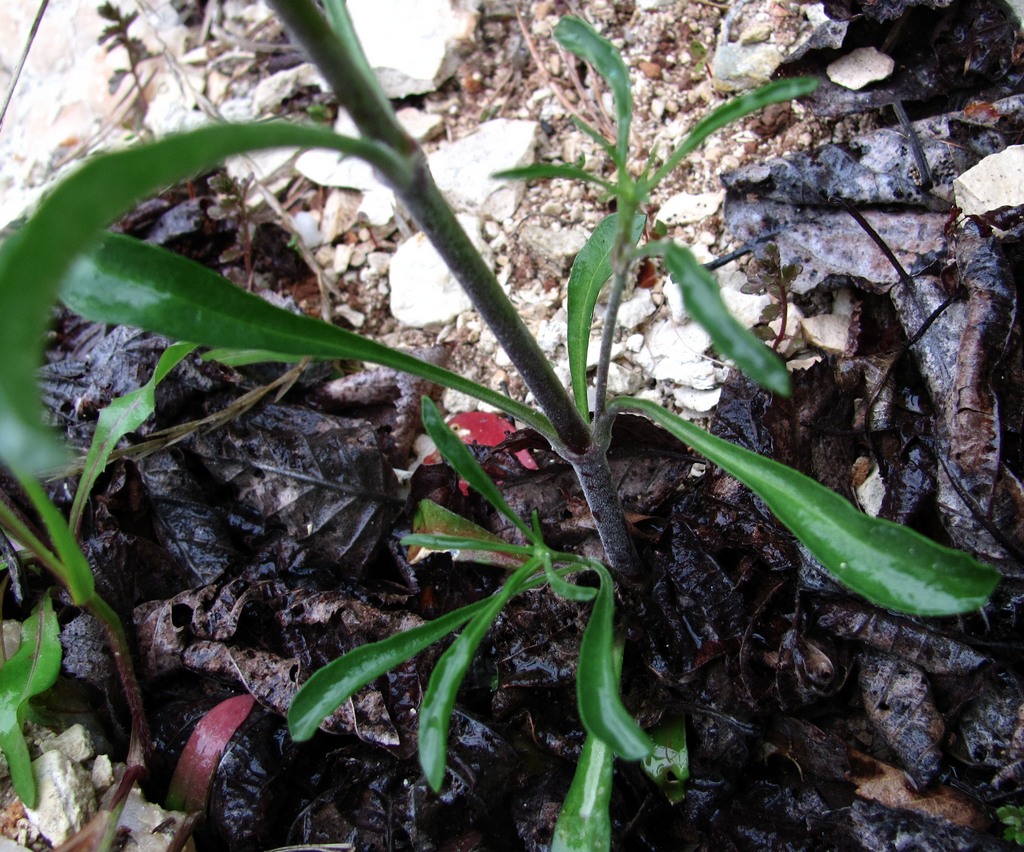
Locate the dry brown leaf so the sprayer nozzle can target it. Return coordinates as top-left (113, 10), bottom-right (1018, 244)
top-left (849, 748), bottom-right (990, 831)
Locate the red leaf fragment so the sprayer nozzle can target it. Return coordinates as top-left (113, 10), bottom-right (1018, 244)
top-left (165, 694), bottom-right (256, 813)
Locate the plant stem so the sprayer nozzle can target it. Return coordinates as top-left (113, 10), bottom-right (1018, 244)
top-left (568, 443), bottom-right (642, 586)
top-left (269, 0), bottom-right (592, 453)
top-left (88, 596), bottom-right (152, 764)
top-left (269, 0), bottom-right (642, 582)
top-left (592, 263), bottom-right (626, 421)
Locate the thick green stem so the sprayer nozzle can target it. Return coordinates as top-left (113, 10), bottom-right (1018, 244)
top-left (269, 0), bottom-right (591, 453)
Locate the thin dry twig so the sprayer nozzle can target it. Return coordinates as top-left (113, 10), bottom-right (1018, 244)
top-left (0, 0), bottom-right (51, 134)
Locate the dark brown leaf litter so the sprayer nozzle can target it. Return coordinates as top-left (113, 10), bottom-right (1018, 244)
top-left (8, 0), bottom-right (1024, 848)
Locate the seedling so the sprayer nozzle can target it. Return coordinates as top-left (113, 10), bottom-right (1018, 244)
top-left (0, 2), bottom-right (1001, 845)
top-left (97, 2), bottom-right (157, 119)
top-left (744, 242), bottom-right (802, 352)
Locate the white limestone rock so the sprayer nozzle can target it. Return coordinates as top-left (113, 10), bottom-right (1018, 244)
top-left (389, 215), bottom-right (486, 326)
top-left (428, 119), bottom-right (539, 219)
top-left (636, 319), bottom-right (714, 383)
top-left (800, 313), bottom-right (850, 354)
top-left (855, 461), bottom-right (886, 518)
top-left (673, 386), bottom-right (722, 413)
top-left (252, 63), bottom-right (327, 115)
top-left (117, 787), bottom-right (192, 852)
top-left (954, 145), bottom-right (1024, 217)
top-left (395, 107), bottom-right (445, 142)
top-left (711, 41), bottom-right (783, 93)
top-left (617, 289), bottom-right (657, 331)
top-left (24, 751), bottom-right (97, 846)
top-left (348, 0), bottom-right (479, 98)
top-left (826, 47), bottom-right (895, 91)
top-left (520, 224), bottom-right (588, 265)
top-left (712, 1), bottom-right (847, 92)
top-left (656, 191), bottom-right (725, 226)
top-left (606, 362), bottom-right (642, 395)
top-left (43, 724), bottom-right (94, 764)
top-left (721, 286), bottom-right (772, 329)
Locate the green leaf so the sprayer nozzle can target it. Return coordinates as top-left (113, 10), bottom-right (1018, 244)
top-left (644, 77), bottom-right (817, 191)
top-left (567, 213), bottom-right (646, 418)
top-left (0, 595), bottom-right (61, 809)
top-left (69, 342), bottom-right (195, 535)
top-left (60, 234), bottom-right (549, 435)
top-left (555, 17), bottom-right (632, 164)
top-left (641, 714), bottom-right (689, 804)
top-left (419, 559), bottom-right (538, 791)
top-left (420, 397), bottom-right (534, 541)
top-left (654, 241), bottom-right (790, 396)
top-left (287, 597), bottom-right (493, 742)
top-left (569, 116), bottom-right (617, 160)
top-left (405, 500), bottom-right (531, 569)
top-left (201, 348), bottom-right (304, 367)
top-left (0, 120), bottom-right (405, 476)
top-left (16, 475), bottom-right (95, 606)
top-left (576, 563), bottom-right (653, 760)
top-left (492, 163), bottom-right (613, 192)
top-left (539, 552), bottom-right (599, 603)
top-left (617, 398), bottom-right (1000, 616)
top-left (551, 732), bottom-right (613, 852)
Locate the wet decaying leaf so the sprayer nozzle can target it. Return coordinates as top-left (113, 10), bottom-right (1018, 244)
top-left (816, 600), bottom-right (990, 676)
top-left (314, 346), bottom-right (448, 468)
top-left (484, 415), bottom-right (693, 556)
top-left (189, 403), bottom-right (400, 580)
top-left (286, 712), bottom-right (519, 851)
top-left (138, 450), bottom-right (245, 586)
top-left (890, 220), bottom-right (1024, 571)
top-left (858, 650), bottom-right (945, 788)
top-left (953, 670), bottom-right (1024, 789)
top-left (825, 798), bottom-right (1008, 850)
top-left (727, 201), bottom-right (946, 295)
top-left (823, 0), bottom-right (954, 22)
top-left (724, 95), bottom-right (1024, 294)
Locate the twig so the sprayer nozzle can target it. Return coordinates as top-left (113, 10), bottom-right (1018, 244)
top-left (513, 4), bottom-right (577, 119)
top-left (892, 100), bottom-right (934, 191)
top-left (0, 0), bottom-right (50, 135)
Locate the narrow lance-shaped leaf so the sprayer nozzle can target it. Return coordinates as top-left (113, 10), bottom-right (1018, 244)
top-left (567, 213), bottom-right (646, 418)
top-left (653, 241), bottom-right (790, 397)
top-left (288, 596), bottom-right (494, 742)
top-left (0, 594), bottom-right (61, 808)
top-left (60, 234), bottom-right (549, 436)
top-left (69, 342), bottom-right (196, 536)
top-left (420, 397), bottom-right (534, 541)
top-left (551, 732), bottom-right (613, 852)
top-left (576, 563), bottom-right (653, 760)
top-left (419, 559), bottom-right (539, 791)
top-left (493, 163), bottom-right (614, 193)
top-left (0, 120), bottom-right (406, 475)
top-left (644, 77), bottom-right (818, 191)
top-left (15, 475), bottom-right (95, 606)
top-left (539, 549), bottom-right (599, 603)
top-left (555, 17), bottom-right (632, 164)
top-left (616, 398), bottom-right (1000, 616)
